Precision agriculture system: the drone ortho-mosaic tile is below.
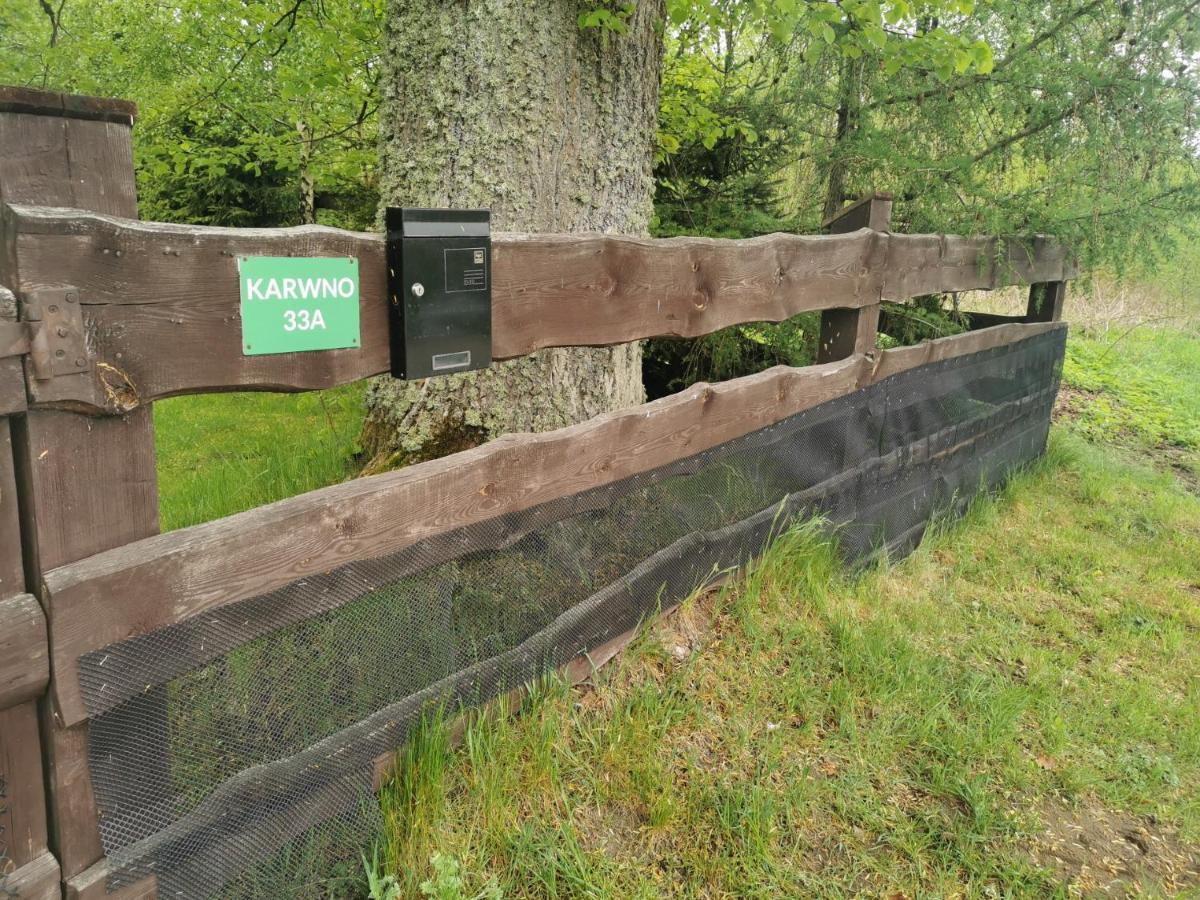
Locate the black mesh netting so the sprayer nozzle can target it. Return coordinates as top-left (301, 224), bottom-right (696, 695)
top-left (80, 327), bottom-right (1065, 898)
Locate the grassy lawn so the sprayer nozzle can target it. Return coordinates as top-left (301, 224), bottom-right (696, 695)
top-left (1062, 327), bottom-right (1200, 486)
top-left (154, 382), bottom-right (366, 530)
top-left (372, 429), bottom-right (1200, 899)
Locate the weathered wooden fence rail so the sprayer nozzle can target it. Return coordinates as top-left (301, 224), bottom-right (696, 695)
top-left (0, 85), bottom-right (1075, 900)
top-left (2, 204), bottom-right (1073, 415)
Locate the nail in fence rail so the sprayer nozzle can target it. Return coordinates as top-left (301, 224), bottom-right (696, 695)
top-left (0, 84), bottom-right (1076, 900)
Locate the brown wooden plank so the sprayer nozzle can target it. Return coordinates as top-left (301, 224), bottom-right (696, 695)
top-left (0, 417), bottom-right (23, 596)
top-left (0, 97), bottom-right (156, 884)
top-left (36, 718), bottom-right (103, 879)
top-left (15, 397), bottom-right (159, 883)
top-left (12, 410), bottom-right (160, 571)
top-left (45, 352), bottom-right (867, 725)
top-left (822, 191), bottom-right (893, 233)
top-left (816, 303), bottom-right (881, 363)
top-left (66, 863), bottom-right (156, 900)
top-left (818, 194), bottom-right (891, 362)
top-left (0, 85), bottom-right (136, 124)
top-left (491, 229), bottom-right (884, 355)
top-left (0, 849), bottom-right (61, 900)
top-left (883, 233), bottom-right (1077, 300)
top-left (0, 593), bottom-right (48, 707)
top-left (0, 115), bottom-right (71, 209)
top-left (6, 206), bottom-right (1076, 414)
top-left (867, 321), bottom-right (1064, 382)
top-left (0, 355), bottom-right (25, 417)
top-left (2, 258), bottom-right (27, 417)
top-left (0, 702), bottom-right (50, 869)
top-left (5, 204), bottom-right (891, 412)
top-left (0, 117), bottom-right (136, 217)
top-left (62, 119), bottom-right (139, 219)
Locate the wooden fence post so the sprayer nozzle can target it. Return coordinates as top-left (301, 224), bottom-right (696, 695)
top-left (1026, 280), bottom-right (1066, 322)
top-left (0, 283), bottom-right (58, 900)
top-left (816, 192), bottom-right (893, 362)
top-left (0, 86), bottom-right (160, 891)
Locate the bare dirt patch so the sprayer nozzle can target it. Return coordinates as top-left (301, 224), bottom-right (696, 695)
top-left (1054, 386), bottom-right (1101, 425)
top-left (1029, 797), bottom-right (1200, 897)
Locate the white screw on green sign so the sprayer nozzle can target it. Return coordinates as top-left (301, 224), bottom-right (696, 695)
top-left (238, 256), bottom-right (361, 355)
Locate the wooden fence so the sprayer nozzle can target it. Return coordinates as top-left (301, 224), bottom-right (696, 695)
top-left (0, 85), bottom-right (1074, 900)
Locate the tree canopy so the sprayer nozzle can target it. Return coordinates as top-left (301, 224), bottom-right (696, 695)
top-left (2, 0), bottom-right (1197, 270)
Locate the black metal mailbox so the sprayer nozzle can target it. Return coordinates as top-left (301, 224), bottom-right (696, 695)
top-left (385, 207), bottom-right (492, 380)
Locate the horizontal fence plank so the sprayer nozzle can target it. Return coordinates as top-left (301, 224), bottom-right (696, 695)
top-left (0, 593), bottom-right (48, 707)
top-left (1, 849), bottom-right (61, 900)
top-left (3, 204), bottom-right (1075, 414)
top-left (0, 85), bottom-right (136, 125)
top-left (45, 320), bottom-right (1064, 726)
top-left (67, 861), bottom-right (155, 900)
top-left (883, 233), bottom-right (1075, 299)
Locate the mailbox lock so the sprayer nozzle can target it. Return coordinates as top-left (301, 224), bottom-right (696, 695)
top-left (411, 282), bottom-right (425, 298)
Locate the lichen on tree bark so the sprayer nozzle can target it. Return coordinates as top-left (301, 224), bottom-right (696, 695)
top-left (362, 0), bottom-right (666, 472)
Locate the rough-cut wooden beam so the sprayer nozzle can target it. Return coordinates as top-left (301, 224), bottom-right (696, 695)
top-left (0, 417), bottom-right (23, 596)
top-left (0, 86), bottom-right (136, 125)
top-left (0, 702), bottom-right (52, 873)
top-left (866, 321), bottom-right (1062, 382)
top-left (0, 92), bottom-right (157, 886)
top-left (882, 233), bottom-right (1075, 300)
top-left (44, 321), bottom-right (1065, 726)
top-left (0, 848), bottom-right (61, 900)
top-left (821, 191), bottom-right (893, 232)
top-left (3, 204), bottom-right (1076, 414)
top-left (0, 593), bottom-right (48, 707)
top-left (818, 192), bottom-right (893, 363)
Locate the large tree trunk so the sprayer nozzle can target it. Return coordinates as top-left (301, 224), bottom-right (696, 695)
top-left (361, 0), bottom-right (665, 471)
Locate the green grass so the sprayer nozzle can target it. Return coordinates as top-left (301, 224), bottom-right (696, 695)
top-left (154, 382), bottom-right (366, 530)
top-left (374, 428), bottom-right (1200, 898)
top-left (1062, 327), bottom-right (1200, 478)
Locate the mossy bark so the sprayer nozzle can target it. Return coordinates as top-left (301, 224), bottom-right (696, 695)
top-left (362, 0), bottom-right (666, 471)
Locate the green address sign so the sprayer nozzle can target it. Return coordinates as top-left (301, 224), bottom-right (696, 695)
top-left (238, 256), bottom-right (361, 355)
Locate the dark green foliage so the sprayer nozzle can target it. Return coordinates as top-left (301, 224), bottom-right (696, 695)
top-left (879, 298), bottom-right (969, 346)
top-left (644, 316), bottom-right (819, 400)
top-left (139, 113), bottom-right (302, 227)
